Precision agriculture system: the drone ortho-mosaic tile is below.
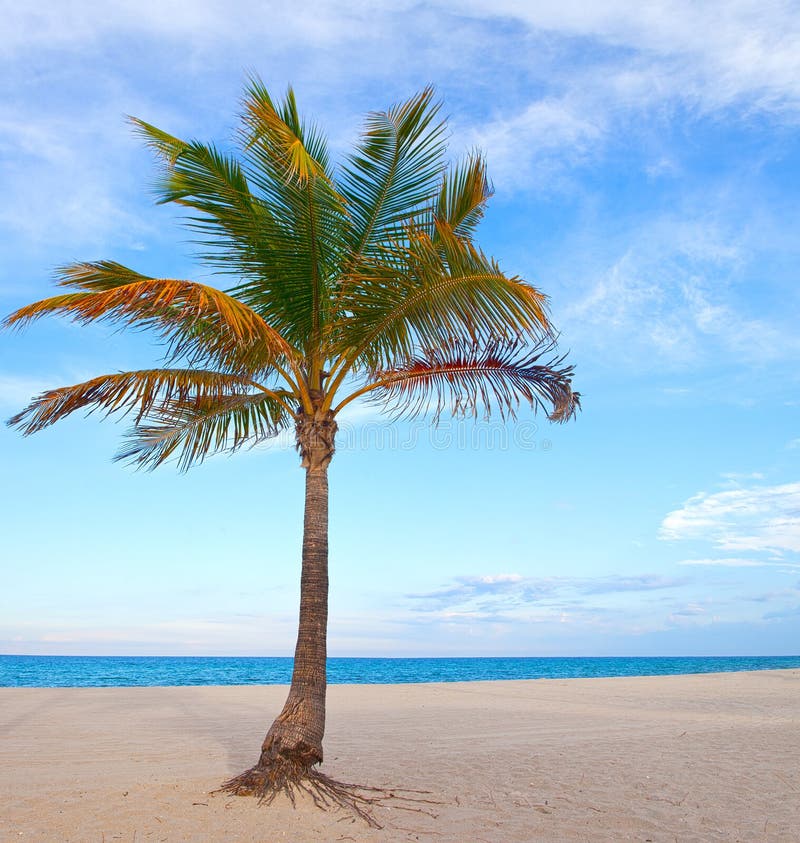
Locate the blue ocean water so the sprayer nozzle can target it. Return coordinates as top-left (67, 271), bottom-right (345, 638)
top-left (1, 654), bottom-right (798, 687)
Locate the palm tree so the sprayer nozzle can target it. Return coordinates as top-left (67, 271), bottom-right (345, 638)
top-left (5, 79), bottom-right (579, 807)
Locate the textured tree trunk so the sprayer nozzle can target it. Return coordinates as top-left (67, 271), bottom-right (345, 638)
top-left (222, 414), bottom-right (416, 821)
top-left (224, 411), bottom-right (337, 793)
top-left (256, 459), bottom-right (329, 770)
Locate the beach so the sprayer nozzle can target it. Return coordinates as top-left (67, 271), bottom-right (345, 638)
top-left (2, 669), bottom-right (798, 842)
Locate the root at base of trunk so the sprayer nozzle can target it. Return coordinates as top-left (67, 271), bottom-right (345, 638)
top-left (218, 761), bottom-right (438, 829)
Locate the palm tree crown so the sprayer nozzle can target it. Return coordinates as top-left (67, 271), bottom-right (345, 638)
top-left (6, 80), bottom-right (578, 457)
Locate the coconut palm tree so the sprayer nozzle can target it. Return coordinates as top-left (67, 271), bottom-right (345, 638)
top-left (5, 79), bottom-right (579, 808)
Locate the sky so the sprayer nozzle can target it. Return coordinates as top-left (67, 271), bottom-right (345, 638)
top-left (1, 0), bottom-right (799, 657)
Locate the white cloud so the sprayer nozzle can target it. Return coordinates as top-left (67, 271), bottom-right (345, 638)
top-left (646, 157), bottom-right (681, 179)
top-left (0, 1), bottom-right (371, 58)
top-left (408, 571), bottom-right (688, 615)
top-left (1, 610), bottom-right (301, 654)
top-left (6, 0), bottom-right (800, 124)
top-left (678, 558), bottom-right (770, 568)
top-left (661, 481), bottom-right (800, 556)
top-left (0, 100), bottom-right (161, 259)
top-left (721, 472), bottom-right (766, 483)
top-left (559, 214), bottom-right (799, 368)
top-left (667, 602), bottom-right (711, 627)
top-left (464, 97), bottom-right (604, 189)
top-left (451, 0), bottom-right (800, 115)
top-left (474, 573), bottom-right (524, 584)
top-left (442, 0), bottom-right (800, 191)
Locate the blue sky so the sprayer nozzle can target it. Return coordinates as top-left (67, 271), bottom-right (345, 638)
top-left (1, 0), bottom-right (799, 657)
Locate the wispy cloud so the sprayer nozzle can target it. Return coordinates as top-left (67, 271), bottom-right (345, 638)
top-left (453, 0), bottom-right (800, 115)
top-left (444, 1), bottom-right (800, 192)
top-left (12, 1), bottom-right (798, 114)
top-left (0, 1), bottom-right (374, 59)
top-left (408, 571), bottom-right (688, 613)
top-left (678, 557), bottom-right (772, 568)
top-left (582, 574), bottom-right (688, 593)
top-left (666, 602), bottom-right (715, 627)
top-left (661, 481), bottom-right (800, 556)
top-left (464, 97), bottom-right (604, 189)
top-left (559, 214), bottom-right (799, 369)
top-left (0, 612), bottom-right (301, 655)
top-left (763, 604), bottom-right (800, 620)
top-left (0, 98), bottom-right (163, 257)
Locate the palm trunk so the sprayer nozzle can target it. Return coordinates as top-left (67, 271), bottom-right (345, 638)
top-left (257, 461), bottom-right (329, 769)
top-left (225, 411), bottom-right (337, 792)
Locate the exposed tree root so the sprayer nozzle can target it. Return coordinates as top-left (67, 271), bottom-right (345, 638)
top-left (218, 762), bottom-right (439, 829)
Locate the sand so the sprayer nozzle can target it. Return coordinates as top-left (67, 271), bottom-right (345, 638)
top-left (1, 669), bottom-right (798, 842)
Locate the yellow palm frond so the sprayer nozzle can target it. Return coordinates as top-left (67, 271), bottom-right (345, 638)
top-left (7, 369), bottom-right (291, 435)
top-left (5, 272), bottom-right (301, 379)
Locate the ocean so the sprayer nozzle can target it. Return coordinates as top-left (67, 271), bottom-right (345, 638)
top-left (1, 654), bottom-right (798, 687)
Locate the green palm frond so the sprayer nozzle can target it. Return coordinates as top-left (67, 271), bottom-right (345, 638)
top-left (339, 87), bottom-right (446, 262)
top-left (132, 119), bottom-right (267, 256)
top-left (233, 80), bottom-right (349, 352)
top-left (129, 119), bottom-right (189, 165)
top-left (365, 339), bottom-right (580, 422)
top-left (7, 369), bottom-right (287, 435)
top-left (433, 153), bottom-right (493, 240)
top-left (116, 391), bottom-right (291, 471)
top-left (131, 117), bottom-right (263, 247)
top-left (133, 116), bottom-right (316, 348)
top-left (330, 221), bottom-right (549, 376)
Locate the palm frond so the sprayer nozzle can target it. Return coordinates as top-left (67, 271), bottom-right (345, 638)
top-left (339, 87), bottom-right (446, 262)
top-left (367, 339), bottom-right (580, 422)
top-left (132, 118), bottom-right (266, 248)
top-left (116, 391), bottom-right (291, 471)
top-left (433, 153), bottom-right (492, 240)
top-left (56, 260), bottom-right (152, 291)
top-left (241, 79), bottom-right (332, 184)
top-left (6, 369), bottom-right (282, 435)
top-left (4, 274), bottom-right (298, 377)
top-left (134, 110), bottom-right (335, 353)
top-left (234, 78), bottom-right (349, 350)
top-left (331, 221), bottom-right (550, 374)
top-left (129, 118), bottom-right (189, 166)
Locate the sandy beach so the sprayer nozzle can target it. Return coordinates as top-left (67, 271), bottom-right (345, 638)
top-left (1, 669), bottom-right (798, 842)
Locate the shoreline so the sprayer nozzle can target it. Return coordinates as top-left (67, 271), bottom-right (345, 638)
top-left (3, 653), bottom-right (800, 690)
top-left (3, 669), bottom-right (798, 841)
top-left (2, 661), bottom-right (800, 690)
